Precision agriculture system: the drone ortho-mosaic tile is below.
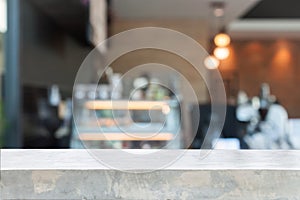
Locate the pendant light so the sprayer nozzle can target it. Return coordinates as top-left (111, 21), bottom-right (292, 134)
top-left (214, 32), bottom-right (231, 47)
top-left (212, 2), bottom-right (230, 60)
top-left (204, 1), bottom-right (231, 69)
top-left (214, 47), bottom-right (230, 60)
top-left (204, 55), bottom-right (220, 70)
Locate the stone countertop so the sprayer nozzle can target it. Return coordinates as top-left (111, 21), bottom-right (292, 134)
top-left (2, 149), bottom-right (300, 170)
top-left (2, 150), bottom-right (300, 200)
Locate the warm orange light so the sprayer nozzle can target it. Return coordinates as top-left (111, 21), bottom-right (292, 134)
top-left (204, 55), bottom-right (220, 70)
top-left (273, 47), bottom-right (292, 65)
top-left (85, 100), bottom-right (170, 111)
top-left (214, 47), bottom-right (230, 60)
top-left (78, 133), bottom-right (174, 141)
top-left (214, 33), bottom-right (231, 47)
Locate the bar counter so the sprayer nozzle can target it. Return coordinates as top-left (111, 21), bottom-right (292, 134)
top-left (1, 149), bottom-right (300, 199)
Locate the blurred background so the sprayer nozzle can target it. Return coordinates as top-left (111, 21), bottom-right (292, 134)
top-left (1, 0), bottom-right (300, 150)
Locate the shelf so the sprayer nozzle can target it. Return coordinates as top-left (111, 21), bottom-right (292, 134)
top-left (72, 99), bottom-right (180, 148)
top-left (76, 123), bottom-right (171, 133)
top-left (78, 133), bottom-right (174, 141)
top-left (85, 100), bottom-right (171, 112)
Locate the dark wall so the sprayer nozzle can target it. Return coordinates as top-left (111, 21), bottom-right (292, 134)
top-left (20, 0), bottom-right (91, 92)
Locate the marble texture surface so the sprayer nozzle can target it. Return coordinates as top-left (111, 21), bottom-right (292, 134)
top-left (1, 150), bottom-right (300, 199)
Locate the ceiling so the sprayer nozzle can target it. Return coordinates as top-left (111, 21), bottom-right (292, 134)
top-left (112, 0), bottom-right (300, 39)
top-left (229, 0), bottom-right (300, 39)
top-left (112, 0), bottom-right (260, 25)
top-left (242, 0), bottom-right (300, 19)
top-left (27, 0), bottom-right (300, 42)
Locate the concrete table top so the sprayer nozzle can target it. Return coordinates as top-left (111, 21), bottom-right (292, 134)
top-left (2, 149), bottom-right (300, 170)
top-left (1, 150), bottom-right (300, 199)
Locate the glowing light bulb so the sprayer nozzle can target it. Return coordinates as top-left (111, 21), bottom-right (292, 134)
top-left (214, 47), bottom-right (230, 60)
top-left (204, 55), bottom-right (220, 70)
top-left (214, 33), bottom-right (231, 47)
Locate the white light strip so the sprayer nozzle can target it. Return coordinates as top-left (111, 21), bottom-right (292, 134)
top-left (0, 0), bottom-right (7, 33)
top-left (228, 19), bottom-right (300, 39)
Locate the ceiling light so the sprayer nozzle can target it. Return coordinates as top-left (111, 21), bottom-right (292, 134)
top-left (214, 47), bottom-right (230, 60)
top-left (214, 8), bottom-right (224, 17)
top-left (204, 55), bottom-right (220, 70)
top-left (210, 1), bottom-right (225, 17)
top-left (214, 33), bottom-right (231, 47)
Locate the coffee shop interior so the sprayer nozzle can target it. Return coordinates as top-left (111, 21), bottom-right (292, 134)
top-left (1, 0), bottom-right (300, 150)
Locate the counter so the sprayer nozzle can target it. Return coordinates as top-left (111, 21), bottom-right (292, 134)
top-left (1, 149), bottom-right (300, 199)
